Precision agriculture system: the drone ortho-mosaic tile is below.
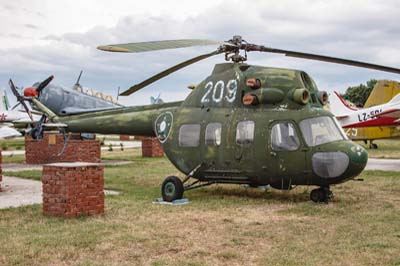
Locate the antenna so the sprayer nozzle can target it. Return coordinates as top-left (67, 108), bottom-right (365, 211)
top-left (75, 70), bottom-right (83, 87)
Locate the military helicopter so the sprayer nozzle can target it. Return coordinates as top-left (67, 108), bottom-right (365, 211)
top-left (14, 36), bottom-right (400, 203)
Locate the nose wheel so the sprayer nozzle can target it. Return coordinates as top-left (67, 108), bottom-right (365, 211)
top-left (310, 187), bottom-right (333, 203)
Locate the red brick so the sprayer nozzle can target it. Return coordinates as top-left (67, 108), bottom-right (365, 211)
top-left (0, 150), bottom-right (2, 190)
top-left (25, 133), bottom-right (100, 164)
top-left (141, 137), bottom-right (164, 157)
top-left (42, 163), bottom-right (104, 218)
top-left (119, 135), bottom-right (130, 141)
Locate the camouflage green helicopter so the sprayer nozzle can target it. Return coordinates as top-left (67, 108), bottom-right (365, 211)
top-left (20, 36), bottom-right (400, 202)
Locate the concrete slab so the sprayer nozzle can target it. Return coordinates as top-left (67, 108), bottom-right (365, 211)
top-left (0, 176), bottom-right (121, 209)
top-left (365, 158), bottom-right (400, 172)
top-left (0, 176), bottom-right (42, 208)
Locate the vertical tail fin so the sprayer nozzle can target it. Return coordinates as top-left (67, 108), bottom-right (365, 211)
top-left (329, 91), bottom-right (358, 117)
top-left (0, 89), bottom-right (9, 111)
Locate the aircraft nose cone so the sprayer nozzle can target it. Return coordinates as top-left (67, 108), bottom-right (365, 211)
top-left (24, 87), bottom-right (38, 97)
top-left (347, 143), bottom-right (368, 177)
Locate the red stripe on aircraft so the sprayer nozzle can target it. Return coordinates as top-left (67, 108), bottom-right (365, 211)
top-left (343, 117), bottom-right (399, 128)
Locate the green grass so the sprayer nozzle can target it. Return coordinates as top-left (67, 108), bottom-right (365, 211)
top-left (359, 139), bottom-right (400, 159)
top-left (1, 152), bottom-right (400, 266)
top-left (1, 154), bottom-right (25, 163)
top-left (3, 169), bottom-right (42, 181)
top-left (0, 137), bottom-right (25, 151)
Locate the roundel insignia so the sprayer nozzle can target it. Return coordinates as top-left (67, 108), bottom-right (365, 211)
top-left (154, 112), bottom-right (173, 143)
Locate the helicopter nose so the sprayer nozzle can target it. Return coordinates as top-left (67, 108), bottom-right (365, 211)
top-left (311, 142), bottom-right (368, 180)
top-left (345, 142), bottom-right (368, 178)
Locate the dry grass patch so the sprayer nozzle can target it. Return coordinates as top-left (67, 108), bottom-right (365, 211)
top-left (0, 155), bottom-right (399, 266)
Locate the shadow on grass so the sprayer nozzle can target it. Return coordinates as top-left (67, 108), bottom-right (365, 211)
top-left (188, 185), bottom-right (311, 203)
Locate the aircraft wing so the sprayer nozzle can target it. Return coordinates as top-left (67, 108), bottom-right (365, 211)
top-left (371, 109), bottom-right (400, 119)
top-left (0, 126), bottom-right (22, 139)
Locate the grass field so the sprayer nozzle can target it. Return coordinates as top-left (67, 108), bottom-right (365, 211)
top-left (359, 139), bottom-right (400, 159)
top-left (1, 154), bottom-right (400, 266)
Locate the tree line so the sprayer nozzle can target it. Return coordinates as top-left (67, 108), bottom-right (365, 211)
top-left (341, 79), bottom-right (377, 107)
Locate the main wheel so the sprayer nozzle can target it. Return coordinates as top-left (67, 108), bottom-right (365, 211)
top-left (161, 176), bottom-right (184, 202)
top-left (310, 188), bottom-right (325, 203)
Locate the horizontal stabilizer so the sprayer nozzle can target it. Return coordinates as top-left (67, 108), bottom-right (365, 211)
top-left (0, 126), bottom-right (22, 139)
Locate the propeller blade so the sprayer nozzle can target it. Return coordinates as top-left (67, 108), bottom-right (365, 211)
top-left (98, 39), bottom-right (221, 53)
top-left (21, 100), bottom-right (33, 121)
top-left (11, 102), bottom-right (21, 110)
top-left (257, 46), bottom-right (400, 75)
top-left (36, 75), bottom-right (54, 93)
top-left (120, 50), bottom-right (222, 96)
top-left (8, 79), bottom-right (21, 98)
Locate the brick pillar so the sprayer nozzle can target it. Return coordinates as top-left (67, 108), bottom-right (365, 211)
top-left (119, 135), bottom-right (130, 141)
top-left (0, 150), bottom-right (2, 191)
top-left (141, 137), bottom-right (164, 157)
top-left (42, 162), bottom-right (104, 218)
top-left (134, 136), bottom-right (145, 141)
top-left (25, 133), bottom-right (101, 164)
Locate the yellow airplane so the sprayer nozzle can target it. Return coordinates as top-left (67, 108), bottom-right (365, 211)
top-left (342, 80), bottom-right (400, 149)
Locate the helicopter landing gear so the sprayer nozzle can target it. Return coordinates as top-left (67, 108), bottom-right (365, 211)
top-left (161, 176), bottom-right (184, 202)
top-left (310, 187), bottom-right (333, 203)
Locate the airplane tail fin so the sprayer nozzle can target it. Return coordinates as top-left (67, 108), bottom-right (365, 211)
top-left (0, 89), bottom-right (10, 111)
top-left (329, 91), bottom-right (358, 118)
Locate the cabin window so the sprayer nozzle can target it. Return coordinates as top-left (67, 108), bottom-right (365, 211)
top-left (236, 121), bottom-right (255, 145)
top-left (205, 123), bottom-right (222, 146)
top-left (271, 122), bottom-right (300, 151)
top-left (179, 124), bottom-right (201, 147)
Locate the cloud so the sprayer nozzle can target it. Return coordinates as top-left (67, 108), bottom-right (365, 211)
top-left (1, 0), bottom-right (400, 107)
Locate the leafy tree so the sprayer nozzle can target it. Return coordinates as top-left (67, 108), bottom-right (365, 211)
top-left (342, 79), bottom-right (377, 107)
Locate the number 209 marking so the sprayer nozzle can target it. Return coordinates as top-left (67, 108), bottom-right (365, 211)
top-left (200, 79), bottom-right (238, 104)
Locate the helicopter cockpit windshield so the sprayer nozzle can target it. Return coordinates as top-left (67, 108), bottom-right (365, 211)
top-left (299, 116), bottom-right (348, 147)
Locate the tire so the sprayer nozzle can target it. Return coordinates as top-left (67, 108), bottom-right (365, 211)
top-left (310, 189), bottom-right (325, 203)
top-left (161, 176), bottom-right (184, 202)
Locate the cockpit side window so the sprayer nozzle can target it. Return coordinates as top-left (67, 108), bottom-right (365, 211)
top-left (299, 116), bottom-right (345, 146)
top-left (271, 122), bottom-right (300, 151)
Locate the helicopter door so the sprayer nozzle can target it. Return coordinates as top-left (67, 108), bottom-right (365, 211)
top-left (269, 121), bottom-right (307, 188)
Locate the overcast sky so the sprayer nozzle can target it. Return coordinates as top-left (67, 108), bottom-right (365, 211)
top-left (1, 0), bottom-right (400, 106)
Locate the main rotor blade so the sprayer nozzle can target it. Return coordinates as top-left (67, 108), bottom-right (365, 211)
top-left (98, 39), bottom-right (221, 53)
top-left (258, 46), bottom-right (400, 75)
top-left (120, 50), bottom-right (222, 96)
top-left (36, 75), bottom-right (54, 93)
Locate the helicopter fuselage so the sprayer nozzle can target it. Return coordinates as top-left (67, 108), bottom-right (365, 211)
top-left (156, 63), bottom-right (368, 188)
